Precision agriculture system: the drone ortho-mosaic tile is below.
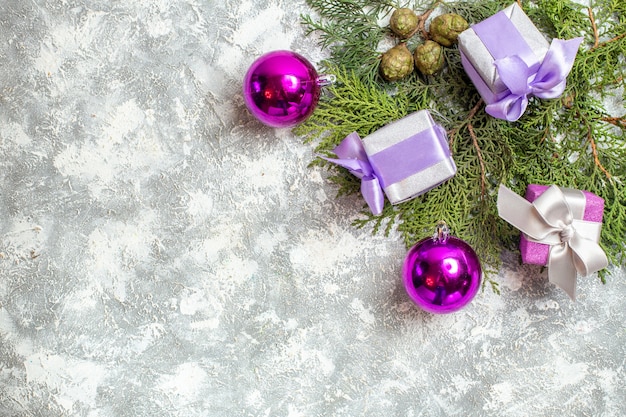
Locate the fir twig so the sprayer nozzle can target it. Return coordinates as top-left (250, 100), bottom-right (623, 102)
top-left (587, 7), bottom-right (599, 49)
top-left (584, 118), bottom-right (612, 180)
top-left (448, 98), bottom-right (483, 143)
top-left (594, 32), bottom-right (626, 50)
top-left (468, 122), bottom-right (487, 200)
top-left (602, 117), bottom-right (626, 128)
top-left (414, 2), bottom-right (441, 40)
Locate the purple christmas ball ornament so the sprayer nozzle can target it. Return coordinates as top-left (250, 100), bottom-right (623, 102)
top-left (243, 50), bottom-right (333, 128)
top-left (402, 223), bottom-right (482, 314)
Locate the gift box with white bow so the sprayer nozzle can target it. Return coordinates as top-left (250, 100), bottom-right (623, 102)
top-left (497, 184), bottom-right (608, 300)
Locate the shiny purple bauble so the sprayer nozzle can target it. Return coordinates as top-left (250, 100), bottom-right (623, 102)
top-left (402, 236), bottom-right (482, 314)
top-left (243, 50), bottom-right (321, 128)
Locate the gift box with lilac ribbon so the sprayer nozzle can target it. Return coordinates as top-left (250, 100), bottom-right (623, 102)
top-left (457, 3), bottom-right (583, 121)
top-left (324, 110), bottom-right (456, 215)
top-left (497, 184), bottom-right (608, 300)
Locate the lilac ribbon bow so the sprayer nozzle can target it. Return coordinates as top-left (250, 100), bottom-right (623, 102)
top-left (322, 132), bottom-right (385, 215)
top-left (486, 37), bottom-right (583, 121)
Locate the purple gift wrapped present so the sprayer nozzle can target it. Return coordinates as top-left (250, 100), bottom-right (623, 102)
top-left (497, 184), bottom-right (608, 300)
top-left (324, 110), bottom-right (456, 215)
top-left (520, 184), bottom-right (605, 266)
top-left (458, 3), bottom-right (583, 121)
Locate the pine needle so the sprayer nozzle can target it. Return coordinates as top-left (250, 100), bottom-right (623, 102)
top-left (296, 0), bottom-right (626, 288)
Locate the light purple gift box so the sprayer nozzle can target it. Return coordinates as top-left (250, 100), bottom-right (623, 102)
top-left (520, 184), bottom-right (605, 265)
top-left (361, 110), bottom-right (456, 204)
top-left (325, 110), bottom-right (457, 215)
top-left (458, 3), bottom-right (582, 121)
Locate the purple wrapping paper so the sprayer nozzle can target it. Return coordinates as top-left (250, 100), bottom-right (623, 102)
top-left (361, 110), bottom-right (456, 206)
top-left (520, 184), bottom-right (605, 265)
top-left (325, 110), bottom-right (456, 214)
top-left (458, 3), bottom-right (582, 121)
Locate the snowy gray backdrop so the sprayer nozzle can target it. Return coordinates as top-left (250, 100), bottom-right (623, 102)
top-left (0, 0), bottom-right (625, 416)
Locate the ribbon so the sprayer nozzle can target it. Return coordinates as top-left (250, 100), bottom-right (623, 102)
top-left (497, 184), bottom-right (608, 300)
top-left (323, 132), bottom-right (385, 215)
top-left (323, 122), bottom-right (452, 215)
top-left (367, 124), bottom-right (450, 188)
top-left (469, 8), bottom-right (583, 121)
top-left (485, 37), bottom-right (583, 121)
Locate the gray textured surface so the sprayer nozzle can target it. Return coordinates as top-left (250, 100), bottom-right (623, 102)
top-left (0, 1), bottom-right (625, 416)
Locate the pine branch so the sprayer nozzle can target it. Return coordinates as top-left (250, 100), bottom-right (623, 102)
top-left (298, 0), bottom-right (626, 287)
top-left (588, 7), bottom-right (599, 49)
top-left (602, 117), bottom-right (626, 128)
top-left (583, 115), bottom-right (612, 180)
top-left (468, 121), bottom-right (487, 200)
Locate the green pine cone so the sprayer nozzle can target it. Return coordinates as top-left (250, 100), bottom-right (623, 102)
top-left (429, 13), bottom-right (469, 47)
top-left (414, 40), bottom-right (444, 75)
top-left (390, 8), bottom-right (419, 39)
top-left (380, 44), bottom-right (414, 81)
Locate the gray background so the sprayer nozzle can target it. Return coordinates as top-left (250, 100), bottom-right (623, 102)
top-left (0, 0), bottom-right (624, 416)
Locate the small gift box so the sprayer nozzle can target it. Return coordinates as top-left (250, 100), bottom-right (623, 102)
top-left (497, 184), bottom-right (608, 300)
top-left (325, 110), bottom-right (456, 215)
top-left (458, 3), bottom-right (583, 121)
top-left (520, 184), bottom-right (605, 266)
